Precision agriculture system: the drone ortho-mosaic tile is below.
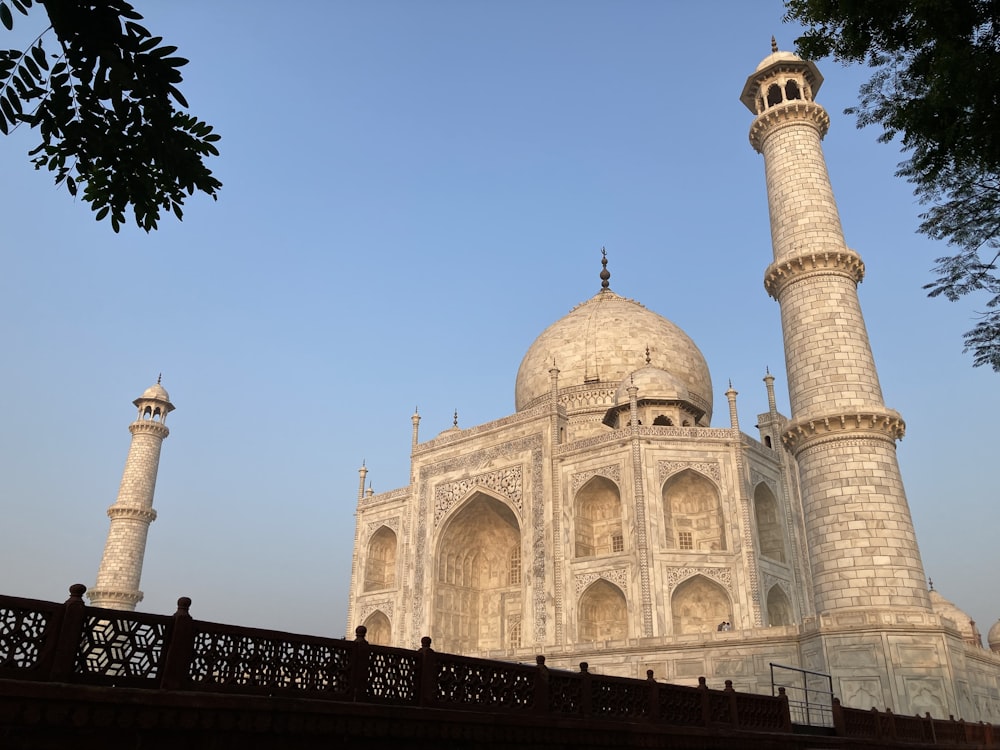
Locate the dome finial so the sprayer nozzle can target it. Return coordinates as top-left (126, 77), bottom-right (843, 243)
top-left (157, 372), bottom-right (162, 384)
top-left (645, 345), bottom-right (651, 365)
top-left (453, 409), bottom-right (459, 428)
top-left (928, 577), bottom-right (934, 591)
top-left (771, 36), bottom-right (778, 53)
top-left (600, 247), bottom-right (610, 289)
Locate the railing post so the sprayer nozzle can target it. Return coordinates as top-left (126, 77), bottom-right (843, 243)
top-left (350, 625), bottom-right (370, 702)
top-left (646, 669), bottom-right (658, 723)
top-left (698, 676), bottom-right (711, 727)
top-left (50, 584), bottom-right (87, 681)
top-left (885, 707), bottom-right (897, 741)
top-left (417, 636), bottom-right (436, 707)
top-left (830, 696), bottom-right (845, 736)
top-left (872, 707), bottom-right (883, 741)
top-left (161, 597), bottom-right (194, 690)
top-left (579, 662), bottom-right (592, 716)
top-left (534, 655), bottom-right (550, 716)
top-left (725, 679), bottom-right (739, 728)
top-left (922, 712), bottom-right (934, 744)
top-left (778, 686), bottom-right (793, 732)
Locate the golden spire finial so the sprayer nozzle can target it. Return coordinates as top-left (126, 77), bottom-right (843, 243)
top-left (771, 36), bottom-right (778, 53)
top-left (600, 247), bottom-right (610, 289)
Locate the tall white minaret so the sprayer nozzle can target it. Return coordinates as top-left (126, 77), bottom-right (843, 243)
top-left (741, 42), bottom-right (930, 616)
top-left (88, 378), bottom-right (174, 610)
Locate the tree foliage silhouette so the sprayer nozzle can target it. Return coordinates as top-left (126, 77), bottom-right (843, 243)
top-left (0, 0), bottom-right (220, 231)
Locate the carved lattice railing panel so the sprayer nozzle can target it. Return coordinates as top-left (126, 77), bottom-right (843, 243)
top-left (893, 714), bottom-right (929, 742)
top-left (364, 648), bottom-right (418, 703)
top-left (591, 676), bottom-right (648, 718)
top-left (75, 614), bottom-right (168, 683)
top-left (656, 683), bottom-right (704, 726)
top-left (707, 691), bottom-right (732, 724)
top-left (189, 627), bottom-right (351, 695)
top-left (0, 603), bottom-right (53, 672)
top-left (435, 655), bottom-right (535, 709)
top-left (841, 707), bottom-right (879, 738)
top-left (548, 672), bottom-right (584, 715)
top-left (733, 692), bottom-right (785, 730)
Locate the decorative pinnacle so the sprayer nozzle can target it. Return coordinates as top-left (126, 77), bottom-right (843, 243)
top-left (645, 346), bottom-right (651, 365)
top-left (928, 577), bottom-right (934, 591)
top-left (453, 409), bottom-right (459, 428)
top-left (157, 373), bottom-right (162, 384)
top-left (600, 247), bottom-right (610, 289)
top-left (771, 36), bottom-right (778, 53)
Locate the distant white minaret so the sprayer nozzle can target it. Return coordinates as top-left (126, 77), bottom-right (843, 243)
top-left (88, 378), bottom-right (175, 610)
top-left (741, 42), bottom-right (930, 616)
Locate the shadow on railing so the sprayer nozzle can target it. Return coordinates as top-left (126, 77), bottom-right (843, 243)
top-left (0, 585), bottom-right (996, 746)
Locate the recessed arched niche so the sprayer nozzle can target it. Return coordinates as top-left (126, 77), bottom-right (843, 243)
top-left (434, 492), bottom-right (521, 654)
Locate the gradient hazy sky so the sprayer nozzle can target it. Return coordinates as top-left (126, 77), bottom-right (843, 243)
top-left (1, 1), bottom-right (996, 641)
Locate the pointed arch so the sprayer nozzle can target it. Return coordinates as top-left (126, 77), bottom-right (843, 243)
top-left (363, 610), bottom-right (391, 645)
top-left (670, 574), bottom-right (731, 635)
top-left (766, 584), bottom-right (793, 626)
top-left (364, 526), bottom-right (397, 591)
top-left (574, 475), bottom-right (623, 557)
top-left (434, 491), bottom-right (522, 654)
top-left (578, 579), bottom-right (627, 641)
top-left (662, 469), bottom-right (726, 551)
top-left (753, 483), bottom-right (786, 563)
top-left (785, 79), bottom-right (801, 100)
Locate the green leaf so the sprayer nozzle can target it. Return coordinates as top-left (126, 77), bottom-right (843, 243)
top-left (150, 45), bottom-right (178, 58)
top-left (0, 4), bottom-right (12, 31)
top-left (30, 43), bottom-right (46, 70)
top-left (0, 103), bottom-right (14, 129)
top-left (22, 54), bottom-right (38, 79)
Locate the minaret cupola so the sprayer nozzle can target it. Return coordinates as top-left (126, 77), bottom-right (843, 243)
top-left (740, 37), bottom-right (823, 115)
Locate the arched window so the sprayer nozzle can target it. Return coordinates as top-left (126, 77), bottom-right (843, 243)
top-left (662, 469), bottom-right (726, 551)
top-left (671, 575), bottom-right (730, 634)
top-left (579, 579), bottom-right (627, 641)
top-left (766, 83), bottom-right (783, 107)
top-left (574, 476), bottom-right (623, 557)
top-left (764, 435), bottom-right (772, 448)
top-left (753, 483), bottom-right (785, 563)
top-left (785, 80), bottom-right (801, 100)
top-left (364, 527), bottom-right (397, 591)
top-left (434, 492), bottom-right (521, 654)
top-left (653, 414), bottom-right (672, 426)
top-left (364, 610), bottom-right (391, 645)
top-left (766, 584), bottom-right (793, 626)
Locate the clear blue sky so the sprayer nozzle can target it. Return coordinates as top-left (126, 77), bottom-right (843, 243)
top-left (0, 1), bottom-right (996, 640)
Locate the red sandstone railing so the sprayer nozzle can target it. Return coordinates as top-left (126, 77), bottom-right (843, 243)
top-left (0, 585), bottom-right (996, 746)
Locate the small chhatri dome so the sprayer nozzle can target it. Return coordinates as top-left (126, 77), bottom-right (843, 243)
top-left (929, 589), bottom-right (978, 646)
top-left (740, 39), bottom-right (824, 114)
top-left (988, 619), bottom-right (1000, 653)
top-left (133, 377), bottom-right (175, 414)
top-left (515, 252), bottom-right (712, 420)
top-left (614, 365), bottom-right (690, 406)
top-left (141, 382), bottom-right (171, 402)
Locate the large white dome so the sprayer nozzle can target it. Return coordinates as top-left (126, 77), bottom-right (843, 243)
top-left (515, 288), bottom-right (713, 421)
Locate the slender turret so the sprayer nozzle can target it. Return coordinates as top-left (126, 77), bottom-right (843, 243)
top-left (741, 44), bottom-right (930, 615)
top-left (89, 379), bottom-right (174, 610)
